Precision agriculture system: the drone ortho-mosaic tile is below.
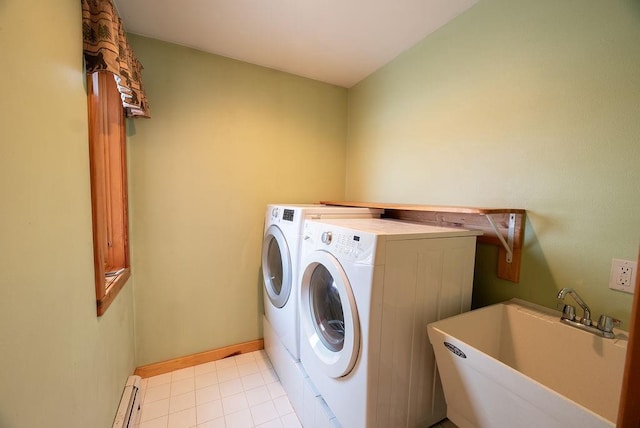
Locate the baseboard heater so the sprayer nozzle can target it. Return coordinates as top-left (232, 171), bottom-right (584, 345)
top-left (112, 375), bottom-right (142, 428)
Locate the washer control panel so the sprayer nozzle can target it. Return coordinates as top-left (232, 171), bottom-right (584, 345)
top-left (322, 230), bottom-right (373, 262)
top-left (332, 232), bottom-right (361, 257)
top-left (303, 220), bottom-right (377, 264)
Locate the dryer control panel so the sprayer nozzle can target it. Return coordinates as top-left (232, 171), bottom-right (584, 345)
top-left (270, 206), bottom-right (295, 222)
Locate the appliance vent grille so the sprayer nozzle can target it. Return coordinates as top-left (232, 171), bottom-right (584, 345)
top-left (112, 375), bottom-right (142, 428)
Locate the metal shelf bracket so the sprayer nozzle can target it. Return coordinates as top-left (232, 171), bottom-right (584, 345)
top-left (486, 213), bottom-right (516, 263)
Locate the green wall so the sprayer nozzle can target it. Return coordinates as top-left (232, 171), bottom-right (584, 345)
top-left (2, 1), bottom-right (639, 425)
top-left (347, 0), bottom-right (640, 324)
top-left (126, 36), bottom-right (348, 365)
top-left (0, 1), bottom-right (136, 427)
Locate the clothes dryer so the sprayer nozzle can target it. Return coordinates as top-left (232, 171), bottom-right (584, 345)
top-left (298, 218), bottom-right (481, 428)
top-left (262, 204), bottom-right (381, 362)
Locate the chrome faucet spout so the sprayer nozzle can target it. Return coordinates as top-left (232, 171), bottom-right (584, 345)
top-left (556, 288), bottom-right (619, 338)
top-left (557, 287), bottom-right (592, 325)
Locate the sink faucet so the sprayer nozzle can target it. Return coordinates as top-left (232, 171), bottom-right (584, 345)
top-left (557, 287), bottom-right (592, 326)
top-left (556, 287), bottom-right (621, 338)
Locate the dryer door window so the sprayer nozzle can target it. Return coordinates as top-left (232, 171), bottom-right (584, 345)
top-left (300, 250), bottom-right (360, 378)
top-left (262, 225), bottom-right (292, 308)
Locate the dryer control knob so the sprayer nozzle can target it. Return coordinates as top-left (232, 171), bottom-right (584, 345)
top-left (321, 231), bottom-right (333, 245)
top-left (271, 207), bottom-right (279, 218)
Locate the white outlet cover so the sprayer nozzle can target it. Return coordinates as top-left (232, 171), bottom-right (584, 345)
top-left (609, 258), bottom-right (637, 294)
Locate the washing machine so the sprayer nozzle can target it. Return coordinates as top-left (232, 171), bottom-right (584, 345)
top-left (298, 218), bottom-right (481, 428)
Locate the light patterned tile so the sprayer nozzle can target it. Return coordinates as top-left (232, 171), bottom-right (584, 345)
top-left (144, 383), bottom-right (171, 403)
top-left (221, 392), bottom-right (249, 415)
top-left (234, 353), bottom-right (256, 365)
top-left (237, 361), bottom-right (260, 377)
top-left (250, 400), bottom-right (279, 426)
top-left (196, 416), bottom-right (226, 428)
top-left (167, 407), bottom-right (196, 428)
top-left (147, 373), bottom-right (172, 388)
top-left (215, 358), bottom-right (237, 371)
top-left (169, 391), bottom-right (196, 414)
top-left (241, 372), bottom-right (265, 391)
top-left (219, 379), bottom-right (244, 398)
top-left (266, 382), bottom-right (286, 399)
top-left (137, 349), bottom-right (307, 428)
top-left (256, 358), bottom-right (273, 372)
top-left (196, 384), bottom-right (221, 406)
top-left (272, 396), bottom-right (293, 417)
top-left (280, 413), bottom-right (302, 428)
top-left (171, 367), bottom-right (195, 382)
top-left (245, 386), bottom-right (271, 407)
top-left (139, 415), bottom-right (169, 428)
top-left (171, 378), bottom-right (195, 397)
top-left (196, 400), bottom-right (224, 424)
top-left (140, 398), bottom-right (170, 422)
top-left (260, 368), bottom-right (278, 384)
top-left (225, 409), bottom-right (254, 428)
top-left (253, 350), bottom-right (269, 362)
top-left (196, 371), bottom-right (219, 390)
top-left (194, 361), bottom-right (217, 376)
top-left (217, 367), bottom-right (241, 383)
top-left (256, 419), bottom-right (284, 428)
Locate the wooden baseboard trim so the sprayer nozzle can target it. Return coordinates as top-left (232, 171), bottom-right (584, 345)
top-left (134, 339), bottom-right (264, 378)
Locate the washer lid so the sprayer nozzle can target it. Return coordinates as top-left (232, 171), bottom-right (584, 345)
top-left (262, 224), bottom-right (292, 308)
top-left (300, 249), bottom-right (360, 378)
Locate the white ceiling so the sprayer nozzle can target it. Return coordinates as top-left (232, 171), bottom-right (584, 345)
top-left (114, 0), bottom-right (479, 88)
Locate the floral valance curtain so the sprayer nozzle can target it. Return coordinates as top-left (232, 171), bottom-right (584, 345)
top-left (81, 0), bottom-right (150, 118)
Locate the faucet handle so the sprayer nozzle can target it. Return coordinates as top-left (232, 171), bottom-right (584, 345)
top-left (597, 315), bottom-right (621, 333)
top-left (561, 304), bottom-right (576, 321)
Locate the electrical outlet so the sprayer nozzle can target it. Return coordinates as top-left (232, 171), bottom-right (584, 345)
top-left (609, 259), bottom-right (637, 294)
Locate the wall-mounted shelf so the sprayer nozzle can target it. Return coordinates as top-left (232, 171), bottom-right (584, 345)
top-left (322, 201), bottom-right (526, 283)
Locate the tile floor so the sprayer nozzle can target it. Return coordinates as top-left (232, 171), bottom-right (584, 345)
top-left (134, 350), bottom-right (301, 428)
top-left (133, 349), bottom-right (457, 428)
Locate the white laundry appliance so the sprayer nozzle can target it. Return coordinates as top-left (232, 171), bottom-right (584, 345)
top-left (262, 204), bottom-right (381, 419)
top-left (298, 218), bottom-right (481, 428)
top-left (262, 204), bottom-right (382, 359)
